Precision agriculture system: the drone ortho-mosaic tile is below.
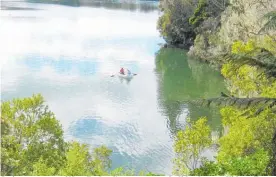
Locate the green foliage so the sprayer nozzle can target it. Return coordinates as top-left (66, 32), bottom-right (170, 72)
top-left (109, 168), bottom-right (163, 176)
top-left (110, 167), bottom-right (135, 176)
top-left (217, 106), bottom-right (276, 175)
top-left (231, 37), bottom-right (276, 56)
top-left (30, 158), bottom-right (56, 176)
top-left (231, 40), bottom-right (256, 55)
top-left (221, 37), bottom-right (276, 94)
top-left (221, 63), bottom-right (259, 96)
top-left (157, 0), bottom-right (227, 46)
top-left (58, 142), bottom-right (112, 176)
top-left (178, 105), bottom-right (275, 176)
top-left (173, 117), bottom-right (211, 175)
top-left (219, 107), bottom-right (276, 158)
top-left (1, 94), bottom-right (67, 175)
top-left (157, 0), bottom-right (196, 46)
top-left (221, 62), bottom-right (276, 97)
top-left (189, 0), bottom-right (208, 27)
top-left (91, 145), bottom-right (112, 175)
top-left (190, 160), bottom-right (225, 176)
top-left (157, 12), bottom-right (171, 38)
top-left (191, 148), bottom-right (269, 176)
top-left (261, 35), bottom-right (276, 55)
top-left (222, 148), bottom-right (269, 176)
top-left (144, 172), bottom-right (164, 176)
top-left (228, 37), bottom-right (276, 81)
top-left (212, 34), bottom-right (276, 175)
top-left (59, 141), bottom-right (94, 176)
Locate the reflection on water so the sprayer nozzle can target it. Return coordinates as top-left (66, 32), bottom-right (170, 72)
top-left (1, 1), bottom-right (227, 175)
top-left (67, 115), bottom-right (173, 173)
top-left (25, 0), bottom-right (158, 12)
top-left (2, 0), bottom-right (158, 12)
top-left (155, 48), bottom-right (228, 135)
top-left (68, 116), bottom-right (105, 137)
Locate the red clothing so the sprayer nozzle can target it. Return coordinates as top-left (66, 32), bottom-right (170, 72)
top-left (120, 68), bottom-right (124, 74)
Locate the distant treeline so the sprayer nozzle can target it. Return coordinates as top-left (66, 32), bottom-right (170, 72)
top-left (26, 0), bottom-right (159, 12)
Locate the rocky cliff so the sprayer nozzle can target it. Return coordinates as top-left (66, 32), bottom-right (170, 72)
top-left (188, 0), bottom-right (276, 61)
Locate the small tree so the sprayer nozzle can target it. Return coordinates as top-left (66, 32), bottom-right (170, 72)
top-left (173, 117), bottom-right (212, 175)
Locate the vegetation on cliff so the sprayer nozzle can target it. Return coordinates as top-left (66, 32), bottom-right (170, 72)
top-left (188, 0), bottom-right (276, 63)
top-left (158, 0), bottom-right (276, 175)
top-left (157, 0), bottom-right (228, 48)
top-left (158, 0), bottom-right (275, 61)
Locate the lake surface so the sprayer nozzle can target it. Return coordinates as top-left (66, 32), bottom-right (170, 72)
top-left (0, 0), bottom-right (228, 174)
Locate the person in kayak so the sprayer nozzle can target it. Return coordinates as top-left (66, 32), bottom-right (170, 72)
top-left (119, 67), bottom-right (125, 75)
top-left (126, 69), bottom-right (131, 76)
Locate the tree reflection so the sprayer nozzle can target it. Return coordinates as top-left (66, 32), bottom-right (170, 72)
top-left (26, 0), bottom-right (158, 12)
top-left (155, 47), bottom-right (228, 135)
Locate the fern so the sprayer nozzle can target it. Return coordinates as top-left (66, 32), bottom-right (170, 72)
top-left (188, 97), bottom-right (276, 116)
top-left (222, 51), bottom-right (276, 78)
top-left (259, 11), bottom-right (276, 34)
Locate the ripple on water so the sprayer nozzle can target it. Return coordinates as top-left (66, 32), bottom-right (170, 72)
top-left (66, 115), bottom-right (174, 174)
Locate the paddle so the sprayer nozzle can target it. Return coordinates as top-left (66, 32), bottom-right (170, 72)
top-left (110, 73), bottom-right (137, 77)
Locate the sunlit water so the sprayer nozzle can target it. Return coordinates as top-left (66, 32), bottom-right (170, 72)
top-left (0, 0), bottom-right (228, 174)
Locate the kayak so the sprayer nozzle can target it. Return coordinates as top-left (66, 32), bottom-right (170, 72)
top-left (117, 73), bottom-right (134, 79)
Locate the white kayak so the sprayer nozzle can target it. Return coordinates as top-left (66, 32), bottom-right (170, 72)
top-left (117, 73), bottom-right (135, 79)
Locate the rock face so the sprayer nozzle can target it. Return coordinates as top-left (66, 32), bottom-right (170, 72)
top-left (188, 0), bottom-right (276, 60)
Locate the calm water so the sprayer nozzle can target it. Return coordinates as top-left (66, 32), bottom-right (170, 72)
top-left (0, 0), bottom-right (228, 174)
